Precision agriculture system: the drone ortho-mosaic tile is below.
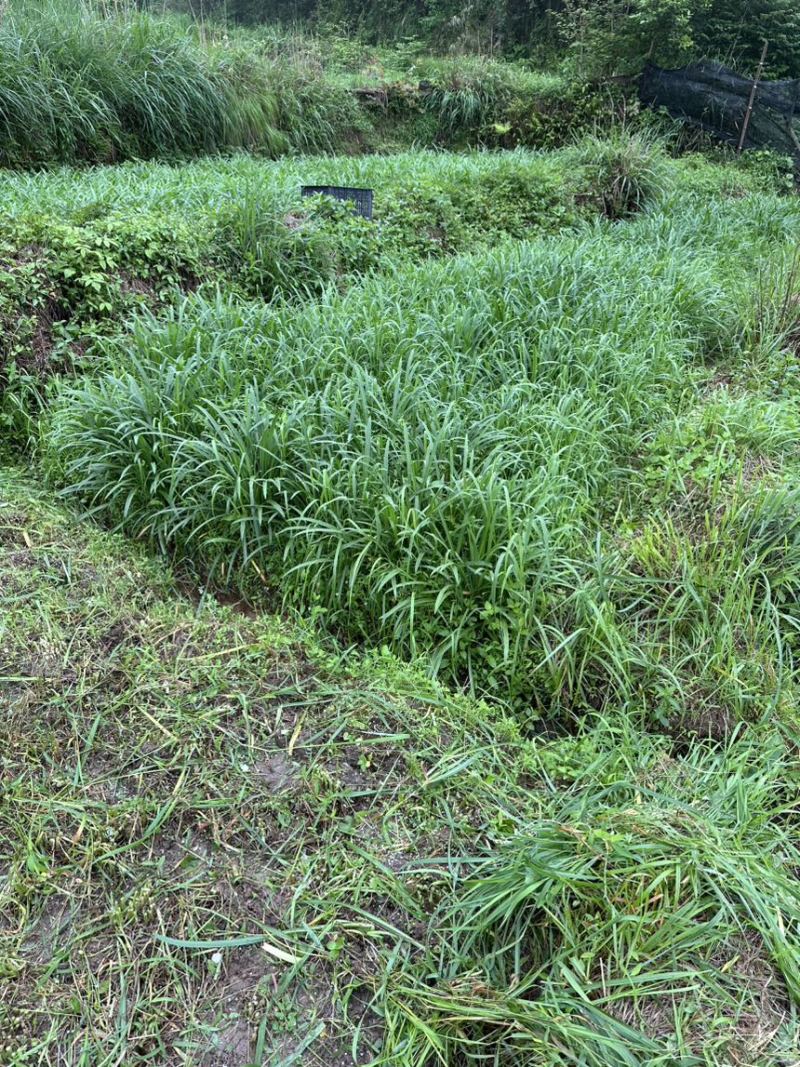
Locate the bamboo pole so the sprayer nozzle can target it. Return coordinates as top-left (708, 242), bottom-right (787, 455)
top-left (737, 39), bottom-right (769, 153)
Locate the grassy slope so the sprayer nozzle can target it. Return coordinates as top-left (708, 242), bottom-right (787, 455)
top-left (2, 468), bottom-right (800, 1065)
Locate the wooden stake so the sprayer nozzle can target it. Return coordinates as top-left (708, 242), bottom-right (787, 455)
top-left (738, 39), bottom-right (769, 152)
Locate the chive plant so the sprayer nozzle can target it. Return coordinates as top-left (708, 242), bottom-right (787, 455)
top-left (43, 186), bottom-right (800, 715)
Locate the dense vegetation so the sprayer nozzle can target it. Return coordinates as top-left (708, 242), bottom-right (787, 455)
top-left (155, 0), bottom-right (800, 76)
top-left (3, 1), bottom-right (800, 1063)
top-left (5, 0), bottom-right (799, 171)
top-left (0, 0), bottom-right (624, 167)
top-left (2, 141), bottom-right (698, 440)
top-left (34, 152), bottom-right (800, 718)
top-left (0, 147), bottom-right (631, 331)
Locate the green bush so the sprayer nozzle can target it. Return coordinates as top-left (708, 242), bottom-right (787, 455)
top-left (0, 148), bottom-right (589, 445)
top-left (568, 130), bottom-right (672, 218)
top-left (0, 211), bottom-right (208, 361)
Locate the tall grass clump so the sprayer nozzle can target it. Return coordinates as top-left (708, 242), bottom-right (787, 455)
top-left (42, 188), bottom-right (800, 716)
top-left (0, 0), bottom-right (359, 164)
top-left (567, 130), bottom-right (672, 217)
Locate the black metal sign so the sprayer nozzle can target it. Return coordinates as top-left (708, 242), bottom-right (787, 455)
top-left (301, 185), bottom-right (374, 219)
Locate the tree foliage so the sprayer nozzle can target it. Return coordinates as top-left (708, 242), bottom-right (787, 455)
top-left (552, 0), bottom-right (800, 76)
top-left (697, 0), bottom-right (800, 77)
top-left (151, 0), bottom-right (800, 76)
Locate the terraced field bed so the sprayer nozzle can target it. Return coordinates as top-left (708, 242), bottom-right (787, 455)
top-left (3, 125), bottom-right (800, 1065)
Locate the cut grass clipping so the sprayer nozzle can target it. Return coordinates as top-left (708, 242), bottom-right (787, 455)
top-left (2, 468), bottom-right (800, 1064)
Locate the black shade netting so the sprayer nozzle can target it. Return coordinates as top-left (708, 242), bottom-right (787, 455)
top-left (640, 60), bottom-right (800, 169)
